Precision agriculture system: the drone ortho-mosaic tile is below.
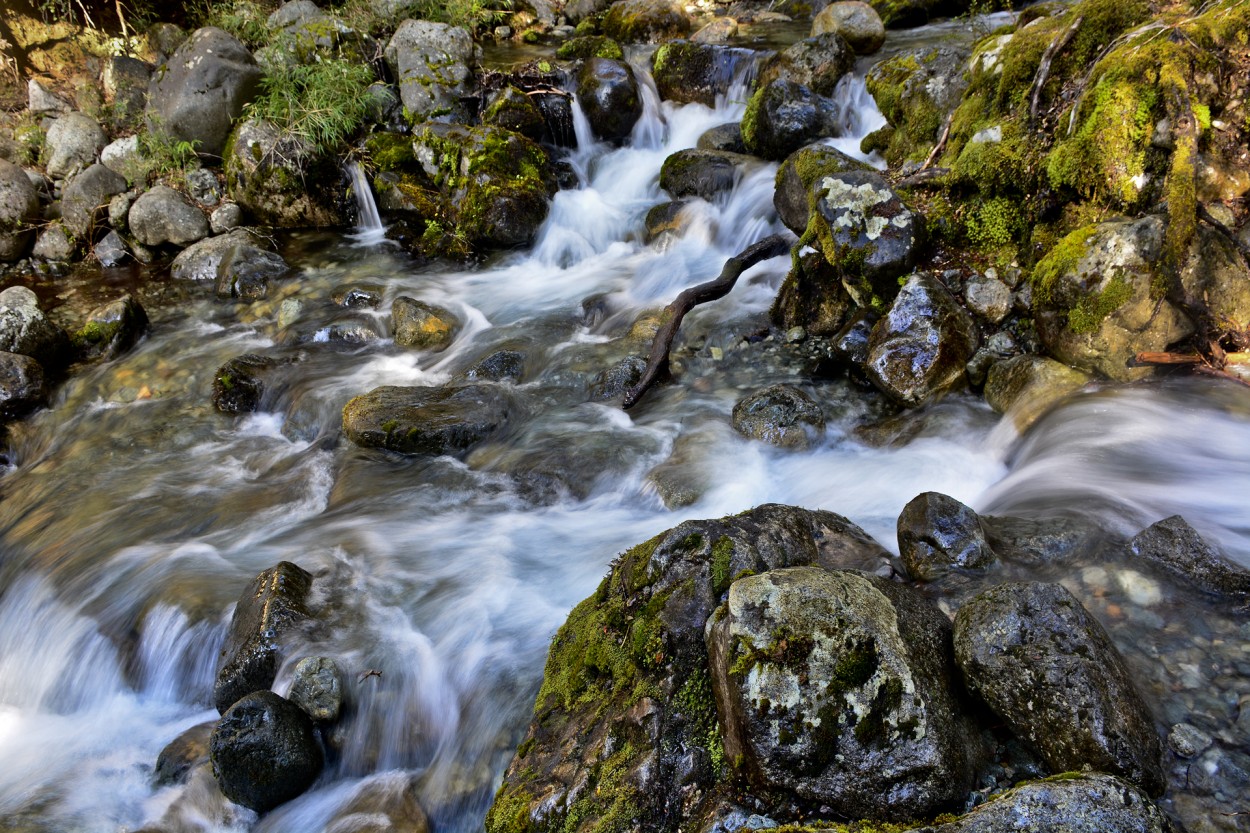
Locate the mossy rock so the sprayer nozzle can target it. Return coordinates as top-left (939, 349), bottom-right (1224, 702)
top-left (652, 40), bottom-right (736, 107)
top-left (224, 118), bottom-right (346, 228)
top-left (774, 142), bottom-right (872, 235)
top-left (770, 249), bottom-right (855, 337)
top-left (72, 294), bottom-right (148, 362)
top-left (481, 86), bottom-right (547, 143)
top-left (757, 33), bottom-right (856, 98)
top-left (658, 148), bottom-right (749, 201)
top-left (865, 46), bottom-right (969, 167)
top-left (601, 0), bottom-right (693, 43)
top-left (556, 34), bottom-right (624, 60)
top-left (741, 79), bottom-right (840, 161)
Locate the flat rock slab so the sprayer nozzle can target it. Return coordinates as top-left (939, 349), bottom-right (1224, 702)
top-left (342, 383), bottom-right (516, 455)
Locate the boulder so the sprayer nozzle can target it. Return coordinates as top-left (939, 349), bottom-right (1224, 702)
top-left (224, 118), bottom-right (345, 228)
top-left (812, 1), bottom-right (886, 54)
top-left (0, 287), bottom-right (67, 367)
top-left (730, 383), bottom-right (825, 448)
top-left (102, 55), bottom-right (151, 124)
top-left (392, 297), bottom-right (460, 350)
top-left (215, 241), bottom-right (290, 300)
top-left (707, 566), bottom-right (982, 820)
top-left (979, 514), bottom-right (1106, 568)
top-left (697, 123), bottom-right (745, 153)
top-left (0, 351), bottom-right (47, 419)
top-left (983, 354), bottom-right (1090, 430)
top-left (0, 158), bottom-right (40, 261)
top-left (659, 148), bottom-right (745, 201)
top-left (867, 273), bottom-right (979, 408)
top-left (100, 136), bottom-right (146, 183)
top-left (210, 690), bottom-right (323, 812)
top-left (44, 112), bottom-right (106, 179)
top-left (757, 33), bottom-right (855, 97)
top-left (146, 27), bottom-right (263, 158)
top-left (865, 46), bottom-right (969, 166)
top-left (770, 249), bottom-right (855, 336)
top-left (213, 561), bottom-right (314, 714)
top-left (155, 721), bottom-right (215, 786)
top-left (128, 185), bottom-right (209, 247)
top-left (953, 581), bottom-right (1165, 794)
top-left (481, 86), bottom-right (547, 143)
top-left (773, 143), bottom-right (871, 235)
top-left (213, 354), bottom-right (279, 414)
top-left (651, 40), bottom-right (736, 107)
top-left (384, 20), bottom-right (479, 124)
top-left (94, 231), bottom-right (128, 267)
top-left (27, 78), bottom-right (71, 115)
top-left (602, 0), bottom-right (693, 43)
top-left (171, 229), bottom-right (287, 284)
top-left (576, 58), bottom-right (643, 144)
top-left (32, 223), bottom-right (76, 261)
top-left (287, 656), bottom-right (343, 724)
top-left (60, 163), bottom-right (128, 239)
top-left (71, 294), bottom-right (149, 361)
top-left (342, 383), bottom-right (516, 455)
top-left (897, 492), bottom-right (996, 581)
top-left (1128, 515), bottom-right (1250, 599)
top-left (742, 79), bottom-right (841, 161)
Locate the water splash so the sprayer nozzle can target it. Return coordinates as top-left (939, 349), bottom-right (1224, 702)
top-left (346, 161), bottom-right (387, 246)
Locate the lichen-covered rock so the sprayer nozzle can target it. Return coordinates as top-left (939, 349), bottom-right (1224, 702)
top-left (812, 1), bottom-right (885, 54)
top-left (865, 46), bottom-right (969, 166)
top-left (392, 296), bottom-right (460, 350)
top-left (384, 20), bottom-right (479, 124)
top-left (127, 185), bottom-right (209, 247)
top-left (155, 721), bottom-right (215, 786)
top-left (44, 112), bottom-right (106, 179)
top-left (659, 149), bottom-right (747, 201)
top-left (1129, 515), bottom-right (1250, 599)
top-left (342, 383), bottom-right (516, 455)
top-left (224, 118), bottom-right (345, 228)
top-left (212, 354), bottom-right (278, 414)
top-left (730, 384), bottom-right (826, 449)
top-left (146, 27), bottom-right (263, 158)
top-left (287, 656), bottom-right (343, 724)
top-left (0, 158), bottom-right (40, 261)
top-left (867, 273), bottom-right (978, 408)
top-left (757, 34), bottom-right (855, 98)
top-left (983, 354), bottom-right (1090, 431)
top-left (651, 40), bottom-right (739, 107)
top-left (773, 143), bottom-right (871, 235)
top-left (577, 58), bottom-right (644, 144)
top-left (0, 286), bottom-right (68, 368)
top-left (0, 351), bottom-right (46, 420)
top-left (602, 0), bottom-right (692, 43)
top-left (213, 561), bottom-right (313, 714)
top-left (897, 491), bottom-right (996, 581)
top-left (1032, 217), bottom-right (1189, 382)
top-left (953, 581), bottom-right (1165, 794)
top-left (707, 566), bottom-right (982, 820)
top-left (486, 505), bottom-right (894, 833)
top-left (60, 163), bottom-right (128, 239)
top-left (72, 294), bottom-right (149, 361)
top-left (741, 79), bottom-right (840, 161)
top-left (210, 690), bottom-right (323, 812)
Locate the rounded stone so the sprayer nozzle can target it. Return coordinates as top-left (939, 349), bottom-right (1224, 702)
top-left (576, 58), bottom-right (643, 144)
top-left (44, 112), bottom-right (106, 180)
top-left (392, 297), bottom-right (460, 350)
top-left (811, 2), bottom-right (885, 55)
top-left (128, 185), bottom-right (210, 247)
top-left (897, 491), bottom-right (997, 581)
top-left (210, 690), bottom-right (324, 812)
top-left (288, 656), bottom-right (343, 724)
top-left (731, 384), bottom-right (825, 449)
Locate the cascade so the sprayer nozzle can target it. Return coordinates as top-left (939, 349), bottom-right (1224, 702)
top-left (346, 160), bottom-right (386, 245)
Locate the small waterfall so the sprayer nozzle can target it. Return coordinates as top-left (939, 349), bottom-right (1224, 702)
top-left (346, 161), bottom-right (386, 245)
top-left (826, 74), bottom-right (889, 168)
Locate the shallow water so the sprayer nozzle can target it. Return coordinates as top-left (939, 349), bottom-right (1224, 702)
top-left (0, 44), bottom-right (1247, 833)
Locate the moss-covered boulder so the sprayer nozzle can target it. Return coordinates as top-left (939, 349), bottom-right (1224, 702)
top-left (224, 118), bottom-right (346, 228)
top-left (812, 1), bottom-right (886, 55)
top-left (742, 79), bottom-right (841, 161)
top-left (652, 40), bottom-right (742, 107)
top-left (342, 383), bottom-right (517, 455)
top-left (485, 505), bottom-right (894, 833)
top-left (72, 294), bottom-right (148, 362)
top-left (556, 35), bottom-right (625, 60)
top-left (770, 249), bottom-right (855, 337)
top-left (865, 46), bottom-right (970, 167)
top-left (576, 58), bottom-right (644, 144)
top-left (774, 142), bottom-right (872, 235)
top-left (757, 33), bottom-right (856, 98)
top-left (659, 148), bottom-right (750, 202)
top-left (481, 86), bottom-right (547, 143)
top-left (601, 0), bottom-right (693, 43)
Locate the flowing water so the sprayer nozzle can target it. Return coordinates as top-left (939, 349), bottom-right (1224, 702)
top-left (0, 54), bottom-right (1248, 833)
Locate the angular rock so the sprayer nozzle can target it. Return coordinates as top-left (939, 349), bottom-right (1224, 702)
top-left (185, 168), bottom-right (222, 207)
top-left (692, 17), bottom-right (737, 43)
top-left (27, 78), bottom-right (71, 115)
top-left (32, 223), bottom-right (75, 261)
top-left (770, 249), bottom-right (855, 337)
top-left (384, 20), bottom-right (479, 124)
top-left (774, 143), bottom-right (871, 235)
top-left (602, 0), bottom-right (693, 43)
top-left (342, 383), bottom-right (516, 455)
top-left (213, 354), bottom-right (278, 414)
top-left (215, 242), bottom-right (289, 300)
top-left (1129, 515), bottom-right (1250, 599)
top-left (100, 135), bottom-right (146, 183)
top-left (659, 148), bottom-right (745, 201)
top-left (963, 270), bottom-right (1012, 324)
top-left (128, 185), bottom-right (209, 247)
top-left (481, 86), bottom-right (547, 143)
top-left (0, 158), bottom-right (40, 261)
top-left (72, 295), bottom-right (149, 361)
top-left (576, 58), bottom-right (643, 144)
top-left (731, 383), bottom-right (825, 448)
top-left (651, 40), bottom-right (737, 107)
top-left (44, 112), bottom-right (106, 179)
top-left (146, 27), bottom-right (263, 158)
top-left (812, 1), bottom-right (885, 54)
top-left (287, 656), bottom-right (343, 724)
top-left (867, 273), bottom-right (978, 408)
top-left (155, 721), bottom-right (215, 786)
top-left (94, 230), bottom-right (128, 267)
top-left (757, 33), bottom-right (855, 97)
top-left (392, 297), bottom-right (460, 350)
top-left (213, 561), bottom-right (314, 714)
top-left (707, 566), bottom-right (981, 820)
top-left (0, 286), bottom-right (67, 367)
top-left (60, 163), bottom-right (128, 239)
top-left (0, 351), bottom-right (47, 419)
top-left (102, 55), bottom-right (151, 123)
top-left (897, 492), bottom-right (996, 581)
top-left (742, 79), bottom-right (840, 161)
top-left (210, 690), bottom-right (323, 812)
top-left (953, 581), bottom-right (1165, 794)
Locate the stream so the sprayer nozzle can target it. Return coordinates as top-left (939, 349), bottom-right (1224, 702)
top-left (0, 36), bottom-right (1248, 833)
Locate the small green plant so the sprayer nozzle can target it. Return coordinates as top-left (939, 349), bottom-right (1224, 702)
top-left (12, 115), bottom-right (45, 167)
top-left (137, 128), bottom-right (201, 183)
top-left (201, 0), bottom-right (274, 48)
top-left (246, 58), bottom-right (374, 155)
top-left (403, 0), bottom-right (515, 31)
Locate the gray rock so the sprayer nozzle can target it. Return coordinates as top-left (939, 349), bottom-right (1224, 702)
top-left (0, 158), bottom-right (40, 261)
top-left (742, 79), bottom-right (840, 161)
top-left (866, 46), bottom-right (969, 165)
top-left (589, 354), bottom-right (646, 401)
top-left (171, 229), bottom-right (278, 283)
top-left (209, 203), bottom-right (243, 234)
top-left (72, 295), bottom-right (148, 361)
top-left (392, 297), bottom-right (460, 350)
top-left (147, 22), bottom-right (188, 62)
top-left (213, 354), bottom-right (278, 414)
top-left (812, 1), bottom-right (885, 55)
top-left (867, 273), bottom-right (978, 408)
top-left (757, 33), bottom-right (855, 98)
top-left (1188, 745), bottom-right (1250, 802)
top-left (464, 349), bottom-right (525, 384)
top-left (185, 168), bottom-right (222, 206)
top-left (1167, 722), bottom-right (1213, 759)
top-left (897, 491), bottom-right (996, 581)
top-left (146, 27), bottom-right (263, 158)
top-left (287, 656), bottom-right (343, 724)
top-left (0, 287), bottom-right (66, 369)
top-left (128, 185), bottom-right (209, 247)
top-left (602, 0), bottom-right (693, 42)
top-left (964, 271), bottom-right (1012, 324)
top-left (384, 20), bottom-right (478, 124)
top-left (707, 566), bottom-right (981, 820)
top-left (692, 17), bottom-right (737, 43)
top-left (102, 56), bottom-right (151, 122)
top-left (0, 351), bottom-right (47, 419)
top-left (60, 163), bottom-right (128, 238)
top-left (983, 354), bottom-right (1090, 431)
top-left (27, 78), bottom-right (71, 115)
top-left (32, 223), bottom-right (76, 261)
top-left (213, 561), bottom-right (314, 714)
top-left (155, 721), bottom-right (215, 786)
top-left (224, 118), bottom-right (343, 228)
top-left (953, 581), bottom-right (1164, 794)
top-left (731, 383), bottom-right (825, 448)
top-left (773, 143), bottom-right (870, 235)
top-left (100, 136), bottom-right (146, 183)
top-left (577, 58), bottom-right (643, 144)
top-left (44, 112), bottom-right (106, 179)
top-left (108, 193), bottom-right (132, 232)
top-left (215, 242), bottom-right (289, 300)
top-left (659, 148), bottom-right (747, 202)
top-left (979, 514), bottom-right (1105, 567)
top-left (93, 231), bottom-right (128, 267)
top-left (697, 123), bottom-right (745, 153)
top-left (342, 383), bottom-right (517, 455)
top-left (1129, 515), bottom-right (1250, 599)
top-left (210, 690), bottom-right (323, 812)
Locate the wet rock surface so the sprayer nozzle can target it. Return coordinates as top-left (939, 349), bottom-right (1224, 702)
top-left (342, 383), bottom-right (516, 455)
top-left (1129, 515), bottom-right (1250, 599)
top-left (742, 79), bottom-right (840, 161)
top-left (897, 491), bottom-right (996, 581)
top-left (210, 690), bottom-right (324, 812)
top-left (577, 58), bottom-right (643, 144)
top-left (730, 383), bottom-right (826, 448)
top-left (155, 721), bottom-right (215, 787)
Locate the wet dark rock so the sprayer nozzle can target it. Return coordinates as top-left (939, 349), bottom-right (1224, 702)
top-left (576, 58), bottom-right (643, 144)
top-left (773, 143), bottom-right (871, 235)
top-left (867, 273), bottom-right (978, 408)
top-left (0, 351), bottom-right (46, 419)
top-left (770, 249), bottom-right (855, 337)
top-left (215, 242), bottom-right (290, 300)
top-left (287, 656), bottom-right (343, 724)
top-left (102, 55), bottom-right (151, 124)
top-left (0, 286), bottom-right (68, 368)
top-left (155, 721), bottom-right (215, 786)
top-left (730, 383), bottom-right (825, 448)
top-left (128, 185), bottom-right (209, 248)
top-left (757, 33), bottom-right (855, 97)
top-left (213, 561), bottom-right (313, 714)
top-left (332, 285), bottom-right (383, 309)
top-left (44, 112), bottom-right (106, 180)
top-left (72, 295), bottom-right (149, 361)
top-left (831, 309), bottom-right (876, 376)
top-left (602, 0), bottom-right (693, 43)
top-left (342, 383), bottom-right (516, 455)
top-left (224, 118), bottom-right (345, 228)
top-left (897, 491), bottom-right (996, 581)
top-left (659, 149), bottom-right (745, 201)
top-left (812, 1), bottom-right (885, 54)
top-left (0, 159), bottom-right (40, 262)
top-left (534, 92), bottom-right (576, 148)
top-left (590, 354), bottom-right (646, 400)
top-left (1129, 515), bottom-right (1250, 599)
top-left (392, 297), bottom-right (460, 350)
top-left (868, 0), bottom-right (968, 28)
top-left (60, 163), bottom-right (127, 239)
top-left (652, 41), bottom-right (736, 107)
top-left (697, 123), bottom-right (745, 153)
top-left (210, 690), bottom-right (323, 812)
top-left (384, 20), bottom-right (478, 124)
top-left (644, 199), bottom-right (693, 242)
top-left (146, 27), bottom-right (263, 158)
top-left (706, 566), bottom-right (982, 820)
top-left (481, 86), bottom-right (547, 143)
top-left (953, 581), bottom-right (1165, 794)
top-left (741, 79), bottom-right (840, 161)
top-left (464, 349), bottom-right (526, 383)
top-left (94, 230), bottom-right (128, 267)
top-left (979, 514), bottom-right (1106, 567)
top-left (213, 354), bottom-right (278, 414)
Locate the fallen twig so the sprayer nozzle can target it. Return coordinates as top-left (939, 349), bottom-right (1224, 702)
top-left (921, 112), bottom-right (954, 170)
top-left (1030, 15), bottom-right (1082, 128)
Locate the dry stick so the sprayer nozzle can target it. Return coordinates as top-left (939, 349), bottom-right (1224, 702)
top-left (1029, 15), bottom-right (1083, 128)
top-left (920, 112), bottom-right (954, 171)
top-left (622, 234), bottom-right (792, 410)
